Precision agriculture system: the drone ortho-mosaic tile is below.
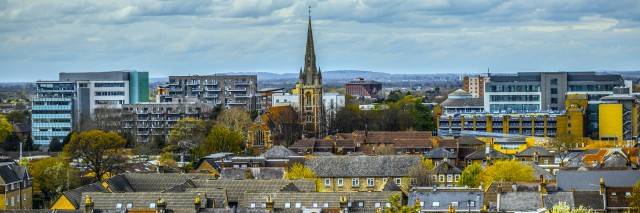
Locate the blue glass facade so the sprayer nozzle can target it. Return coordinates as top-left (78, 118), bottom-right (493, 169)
top-left (31, 82), bottom-right (76, 145)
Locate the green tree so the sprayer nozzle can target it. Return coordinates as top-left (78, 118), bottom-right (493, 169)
top-left (29, 157), bottom-right (79, 208)
top-left (458, 163), bottom-right (484, 188)
top-left (5, 110), bottom-right (26, 123)
top-left (285, 163), bottom-right (316, 180)
top-left (49, 138), bottom-right (63, 152)
top-left (200, 125), bottom-right (244, 155)
top-left (546, 134), bottom-right (580, 167)
top-left (217, 108), bottom-right (252, 135)
top-left (479, 160), bottom-right (534, 187)
top-left (167, 118), bottom-right (206, 153)
top-left (63, 130), bottom-right (127, 182)
top-left (0, 114), bottom-right (13, 143)
top-left (630, 179), bottom-right (640, 212)
top-left (385, 193), bottom-right (420, 213)
top-left (2, 132), bottom-right (20, 151)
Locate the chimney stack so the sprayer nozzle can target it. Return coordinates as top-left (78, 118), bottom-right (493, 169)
top-left (85, 196), bottom-right (94, 213)
top-left (339, 194), bottom-right (348, 210)
top-left (599, 178), bottom-right (606, 195)
top-left (156, 197), bottom-right (166, 213)
top-left (540, 175), bottom-right (547, 195)
top-left (195, 197), bottom-right (202, 212)
top-left (265, 195), bottom-right (274, 211)
top-left (415, 198), bottom-right (421, 212)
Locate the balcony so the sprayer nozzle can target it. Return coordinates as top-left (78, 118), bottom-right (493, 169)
top-left (186, 81), bottom-right (200, 86)
top-left (168, 81), bottom-right (180, 86)
top-left (192, 87), bottom-right (204, 92)
top-left (234, 94), bottom-right (252, 98)
top-left (227, 88), bottom-right (247, 92)
top-left (185, 111), bottom-right (199, 114)
top-left (204, 81), bottom-right (218, 86)
top-left (168, 110), bottom-right (181, 114)
top-left (136, 110), bottom-right (149, 114)
top-left (151, 110), bottom-right (165, 114)
top-left (151, 117), bottom-right (164, 121)
top-left (227, 101), bottom-right (247, 105)
top-left (207, 88), bottom-right (222, 92)
top-left (204, 94), bottom-right (219, 98)
top-left (235, 81), bottom-right (253, 86)
top-left (137, 131), bottom-right (150, 135)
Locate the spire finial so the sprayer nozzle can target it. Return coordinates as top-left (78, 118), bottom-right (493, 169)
top-left (308, 6), bottom-right (311, 20)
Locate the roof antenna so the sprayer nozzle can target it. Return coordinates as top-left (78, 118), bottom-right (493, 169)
top-left (487, 67), bottom-right (490, 77)
top-left (308, 6), bottom-right (312, 20)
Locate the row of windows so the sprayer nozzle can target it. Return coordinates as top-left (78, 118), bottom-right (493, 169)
top-left (490, 95), bottom-right (540, 102)
top-left (434, 174), bottom-right (460, 182)
top-left (95, 100), bottom-right (125, 105)
top-left (95, 91), bottom-right (124, 96)
top-left (32, 101), bottom-right (70, 106)
top-left (489, 104), bottom-right (540, 111)
top-left (250, 201), bottom-right (382, 209)
top-left (95, 83), bottom-right (125, 87)
top-left (324, 178), bottom-right (397, 187)
top-left (33, 118), bottom-right (71, 123)
top-left (487, 85), bottom-right (540, 92)
top-left (417, 201), bottom-right (475, 208)
top-left (32, 110), bottom-right (72, 114)
top-left (568, 84), bottom-right (617, 92)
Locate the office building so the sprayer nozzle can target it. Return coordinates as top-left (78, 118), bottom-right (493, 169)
top-left (463, 74), bottom-right (490, 98)
top-left (121, 103), bottom-right (212, 143)
top-left (159, 75), bottom-right (257, 110)
top-left (598, 87), bottom-right (639, 141)
top-left (485, 72), bottom-right (628, 135)
top-left (345, 77), bottom-right (382, 98)
top-left (31, 71), bottom-right (149, 146)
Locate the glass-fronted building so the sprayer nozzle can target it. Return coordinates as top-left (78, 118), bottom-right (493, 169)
top-left (31, 82), bottom-right (76, 145)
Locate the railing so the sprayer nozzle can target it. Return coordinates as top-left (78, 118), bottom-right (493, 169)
top-left (227, 88), bottom-right (247, 92)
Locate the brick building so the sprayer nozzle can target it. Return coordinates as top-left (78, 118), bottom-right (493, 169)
top-left (345, 78), bottom-right (382, 98)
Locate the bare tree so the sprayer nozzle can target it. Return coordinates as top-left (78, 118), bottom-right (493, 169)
top-left (92, 104), bottom-right (122, 133)
top-left (546, 134), bottom-right (581, 167)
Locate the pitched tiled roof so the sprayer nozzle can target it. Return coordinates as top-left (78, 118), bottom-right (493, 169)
top-left (254, 168), bottom-right (284, 180)
top-left (393, 139), bottom-right (432, 149)
top-left (305, 155), bottom-right (422, 178)
top-left (425, 148), bottom-right (457, 159)
top-left (81, 192), bottom-right (205, 211)
top-left (238, 191), bottom-right (399, 210)
top-left (11, 123), bottom-right (30, 133)
top-left (365, 131), bottom-right (432, 144)
top-left (262, 146), bottom-right (298, 159)
top-left (437, 139), bottom-right (457, 148)
top-left (464, 148), bottom-right (510, 160)
top-left (315, 140), bottom-right (334, 148)
top-left (432, 161), bottom-right (462, 175)
top-left (556, 170), bottom-right (640, 191)
top-left (221, 168), bottom-right (248, 180)
top-left (289, 139), bottom-right (316, 149)
top-left (408, 190), bottom-right (484, 211)
top-left (573, 191), bottom-right (604, 210)
top-left (522, 162), bottom-right (555, 182)
top-left (457, 136), bottom-right (484, 146)
top-left (543, 192), bottom-right (574, 211)
top-left (0, 162), bottom-right (24, 184)
top-left (190, 179), bottom-right (317, 203)
top-left (335, 140), bottom-right (356, 149)
top-left (515, 146), bottom-right (554, 157)
top-left (498, 192), bottom-right (543, 211)
top-left (116, 173), bottom-right (210, 192)
top-left (61, 182), bottom-right (109, 209)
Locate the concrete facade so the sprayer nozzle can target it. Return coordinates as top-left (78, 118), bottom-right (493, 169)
top-left (160, 75), bottom-right (257, 110)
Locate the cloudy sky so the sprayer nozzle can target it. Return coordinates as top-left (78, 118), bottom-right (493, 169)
top-left (1, 0), bottom-right (640, 81)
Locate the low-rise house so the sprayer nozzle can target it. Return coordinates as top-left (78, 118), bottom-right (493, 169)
top-left (425, 148), bottom-right (457, 166)
top-left (239, 191), bottom-right (400, 212)
top-left (81, 192), bottom-right (209, 212)
top-left (305, 155), bottom-right (422, 192)
top-left (431, 161), bottom-right (462, 187)
top-left (516, 146), bottom-right (555, 165)
top-left (464, 146), bottom-right (510, 167)
top-left (605, 186), bottom-right (634, 212)
top-left (0, 159), bottom-right (33, 210)
top-left (408, 187), bottom-right (484, 212)
top-left (394, 139), bottom-right (432, 154)
top-left (457, 136), bottom-right (485, 149)
top-left (220, 168), bottom-right (284, 180)
top-left (493, 138), bottom-right (528, 155)
top-left (364, 131), bottom-right (433, 145)
top-left (556, 170), bottom-right (640, 191)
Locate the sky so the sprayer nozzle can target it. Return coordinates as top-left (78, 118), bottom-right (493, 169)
top-left (1, 0), bottom-right (640, 81)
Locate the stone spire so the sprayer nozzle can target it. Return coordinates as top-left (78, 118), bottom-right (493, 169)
top-left (302, 6), bottom-right (317, 85)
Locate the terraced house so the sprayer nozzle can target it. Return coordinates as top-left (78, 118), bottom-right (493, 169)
top-left (304, 155), bottom-right (422, 192)
top-left (0, 159), bottom-right (32, 210)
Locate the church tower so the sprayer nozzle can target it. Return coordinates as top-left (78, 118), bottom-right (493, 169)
top-left (298, 10), bottom-right (325, 138)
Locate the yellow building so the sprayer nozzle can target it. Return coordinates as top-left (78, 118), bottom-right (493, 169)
top-left (598, 92), bottom-right (639, 142)
top-left (437, 112), bottom-right (580, 138)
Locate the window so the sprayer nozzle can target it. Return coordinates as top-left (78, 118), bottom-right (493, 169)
top-left (348, 202), bottom-right (352, 207)
top-left (352, 178), bottom-right (359, 187)
top-left (325, 178), bottom-right (331, 186)
top-left (452, 202), bottom-right (459, 207)
top-left (95, 91), bottom-right (125, 96)
top-left (550, 78), bottom-right (558, 85)
top-left (386, 203), bottom-right (391, 208)
top-left (454, 174), bottom-right (460, 182)
top-left (338, 178), bottom-right (343, 187)
top-left (285, 203), bottom-right (291, 208)
top-left (395, 178), bottom-right (401, 185)
top-left (116, 202), bottom-right (122, 209)
top-left (544, 159), bottom-right (549, 164)
top-left (149, 203), bottom-right (156, 209)
top-left (467, 159), bottom-right (472, 165)
top-left (432, 175), bottom-right (437, 181)
top-left (470, 201), bottom-right (476, 207)
top-left (23, 193), bottom-right (26, 200)
top-left (367, 178), bottom-right (375, 186)
top-left (551, 88), bottom-right (558, 94)
top-left (126, 203), bottom-right (133, 209)
top-left (261, 203), bottom-right (266, 208)
top-left (95, 82), bottom-right (125, 87)
top-left (324, 203), bottom-right (329, 208)
top-left (375, 203), bottom-right (381, 207)
top-left (313, 202), bottom-right (318, 208)
top-left (439, 175), bottom-right (445, 182)
top-left (358, 202), bottom-right (364, 207)
top-left (626, 192), bottom-right (632, 197)
top-left (250, 203), bottom-right (256, 208)
top-left (447, 174), bottom-right (453, 182)
top-left (432, 202), bottom-right (440, 207)
top-left (420, 202), bottom-right (425, 207)
top-left (295, 202), bottom-right (301, 208)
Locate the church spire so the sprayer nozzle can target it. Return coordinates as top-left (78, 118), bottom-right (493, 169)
top-left (303, 6), bottom-right (317, 82)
